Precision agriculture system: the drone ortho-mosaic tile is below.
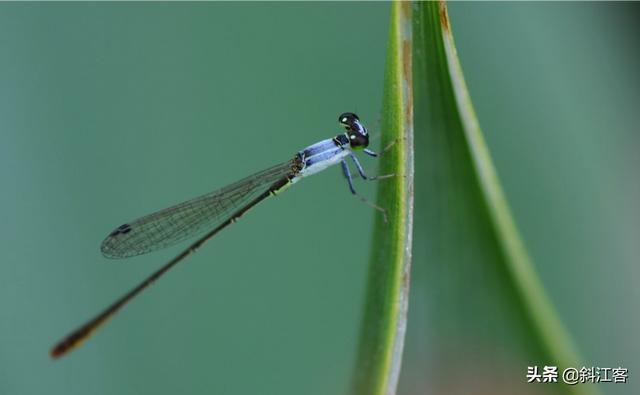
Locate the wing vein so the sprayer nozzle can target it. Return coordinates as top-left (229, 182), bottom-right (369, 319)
top-left (100, 159), bottom-right (296, 258)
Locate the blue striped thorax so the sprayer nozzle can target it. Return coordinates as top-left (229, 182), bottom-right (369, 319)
top-left (296, 112), bottom-right (370, 179)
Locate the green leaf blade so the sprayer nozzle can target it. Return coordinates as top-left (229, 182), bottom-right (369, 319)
top-left (351, 2), bottom-right (414, 395)
top-left (400, 3), bottom-right (598, 395)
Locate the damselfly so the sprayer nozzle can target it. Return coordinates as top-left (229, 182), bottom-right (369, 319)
top-left (50, 112), bottom-right (391, 358)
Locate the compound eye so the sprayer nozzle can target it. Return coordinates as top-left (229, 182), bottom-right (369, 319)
top-left (338, 112), bottom-right (359, 125)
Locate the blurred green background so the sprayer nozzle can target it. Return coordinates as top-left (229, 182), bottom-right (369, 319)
top-left (0, 3), bottom-right (637, 395)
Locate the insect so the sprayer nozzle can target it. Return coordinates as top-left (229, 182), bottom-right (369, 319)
top-left (50, 112), bottom-right (392, 358)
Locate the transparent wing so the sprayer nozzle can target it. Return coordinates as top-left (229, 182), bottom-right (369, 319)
top-left (101, 160), bottom-right (296, 258)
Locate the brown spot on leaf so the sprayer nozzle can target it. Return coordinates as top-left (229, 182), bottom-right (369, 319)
top-left (402, 268), bottom-right (410, 290)
top-left (402, 39), bottom-right (413, 125)
top-left (402, 40), bottom-right (411, 86)
top-left (439, 0), bottom-right (449, 32)
top-left (400, 1), bottom-right (411, 18)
